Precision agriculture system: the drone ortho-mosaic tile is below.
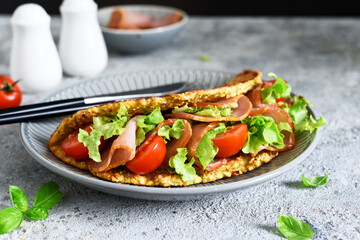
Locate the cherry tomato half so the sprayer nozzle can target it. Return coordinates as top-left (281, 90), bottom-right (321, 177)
top-left (212, 124), bottom-right (248, 159)
top-left (61, 125), bottom-right (107, 160)
top-left (126, 135), bottom-right (166, 174)
top-left (0, 75), bottom-right (22, 109)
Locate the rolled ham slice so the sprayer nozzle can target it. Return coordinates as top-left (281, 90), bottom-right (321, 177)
top-left (107, 8), bottom-right (154, 29)
top-left (148, 12), bottom-right (182, 28)
top-left (88, 116), bottom-right (141, 172)
top-left (134, 119), bottom-right (192, 168)
top-left (165, 95), bottom-right (252, 122)
top-left (186, 122), bottom-right (219, 169)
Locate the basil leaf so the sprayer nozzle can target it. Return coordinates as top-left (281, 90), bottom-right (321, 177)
top-left (0, 207), bottom-right (23, 235)
top-left (33, 181), bottom-right (62, 210)
top-left (78, 129), bottom-right (103, 162)
top-left (24, 207), bottom-right (49, 220)
top-left (169, 148), bottom-right (196, 183)
top-left (9, 185), bottom-right (28, 212)
top-left (261, 73), bottom-right (292, 104)
top-left (277, 215), bottom-right (315, 240)
top-left (301, 174), bottom-right (329, 187)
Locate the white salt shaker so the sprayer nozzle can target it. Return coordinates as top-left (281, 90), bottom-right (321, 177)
top-left (10, 3), bottom-right (62, 92)
top-left (59, 0), bottom-right (108, 78)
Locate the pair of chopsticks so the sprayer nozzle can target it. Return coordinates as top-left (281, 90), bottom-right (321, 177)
top-left (0, 82), bottom-right (187, 125)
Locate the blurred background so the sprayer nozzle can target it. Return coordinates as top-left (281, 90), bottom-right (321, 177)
top-left (1, 0), bottom-right (359, 16)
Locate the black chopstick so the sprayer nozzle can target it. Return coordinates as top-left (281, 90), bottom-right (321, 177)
top-left (0, 82), bottom-right (187, 125)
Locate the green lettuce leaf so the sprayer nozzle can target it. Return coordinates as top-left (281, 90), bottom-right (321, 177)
top-left (172, 103), bottom-right (236, 118)
top-left (281, 95), bottom-right (326, 134)
top-left (158, 119), bottom-right (185, 142)
top-left (169, 148), bottom-right (196, 183)
top-left (78, 129), bottom-right (103, 162)
top-left (261, 72), bottom-right (292, 104)
top-left (93, 104), bottom-right (132, 140)
top-left (241, 115), bottom-right (287, 154)
top-left (136, 107), bottom-right (165, 146)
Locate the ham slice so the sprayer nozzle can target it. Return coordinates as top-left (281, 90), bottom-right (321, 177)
top-left (148, 12), bottom-right (182, 28)
top-left (107, 8), bottom-right (154, 29)
top-left (165, 95), bottom-right (252, 122)
top-left (186, 122), bottom-right (219, 169)
top-left (88, 116), bottom-right (141, 172)
top-left (134, 119), bottom-right (192, 168)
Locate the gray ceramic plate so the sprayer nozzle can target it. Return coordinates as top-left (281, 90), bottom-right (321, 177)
top-left (20, 69), bottom-right (320, 201)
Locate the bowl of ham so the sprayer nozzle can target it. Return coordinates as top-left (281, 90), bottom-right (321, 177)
top-left (98, 5), bottom-right (188, 54)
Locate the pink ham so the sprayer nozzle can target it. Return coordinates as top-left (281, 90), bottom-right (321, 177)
top-left (165, 95), bottom-right (252, 122)
top-left (148, 12), bottom-right (182, 28)
top-left (186, 122), bottom-right (219, 169)
top-left (134, 119), bottom-right (192, 168)
top-left (88, 116), bottom-right (141, 172)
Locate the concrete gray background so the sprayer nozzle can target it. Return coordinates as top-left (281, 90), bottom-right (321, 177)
top-left (0, 16), bottom-right (359, 239)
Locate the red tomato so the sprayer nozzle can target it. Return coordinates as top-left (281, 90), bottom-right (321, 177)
top-left (212, 124), bottom-right (248, 158)
top-left (0, 75), bottom-right (22, 109)
top-left (126, 135), bottom-right (166, 174)
top-left (61, 125), bottom-right (107, 160)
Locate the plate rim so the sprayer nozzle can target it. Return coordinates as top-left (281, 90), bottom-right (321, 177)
top-left (19, 69), bottom-right (320, 198)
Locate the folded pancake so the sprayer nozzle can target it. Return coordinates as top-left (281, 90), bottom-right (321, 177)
top-left (48, 69), bottom-right (287, 187)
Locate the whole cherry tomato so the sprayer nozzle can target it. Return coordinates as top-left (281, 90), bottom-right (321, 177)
top-left (126, 135), bottom-right (166, 174)
top-left (0, 75), bottom-right (22, 109)
top-left (61, 125), bottom-right (107, 160)
top-left (212, 124), bottom-right (248, 158)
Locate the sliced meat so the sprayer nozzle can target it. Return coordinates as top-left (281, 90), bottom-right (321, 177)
top-left (88, 116), bottom-right (141, 172)
top-left (148, 12), bottom-right (182, 28)
top-left (107, 8), bottom-right (154, 29)
top-left (165, 95), bottom-right (252, 122)
top-left (186, 122), bottom-right (219, 169)
top-left (205, 158), bottom-right (228, 171)
top-left (135, 119), bottom-right (192, 168)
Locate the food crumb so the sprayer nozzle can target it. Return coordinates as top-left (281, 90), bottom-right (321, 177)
top-left (199, 54), bottom-right (212, 62)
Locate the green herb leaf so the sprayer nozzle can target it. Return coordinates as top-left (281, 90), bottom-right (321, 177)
top-left (172, 103), bottom-right (235, 118)
top-left (136, 107), bottom-right (165, 146)
top-left (93, 103), bottom-right (132, 139)
top-left (9, 185), bottom-right (28, 212)
top-left (0, 207), bottom-right (23, 235)
top-left (301, 174), bottom-right (329, 187)
top-left (262, 73), bottom-right (292, 104)
top-left (277, 215), bottom-right (315, 240)
top-left (158, 119), bottom-right (185, 142)
top-left (196, 127), bottom-right (219, 169)
top-left (169, 148), bottom-right (196, 183)
top-left (241, 115), bottom-right (285, 154)
top-left (33, 181), bottom-right (62, 210)
top-left (24, 207), bottom-right (49, 220)
top-left (199, 54), bottom-right (212, 62)
top-left (78, 129), bottom-right (103, 162)
top-left (281, 95), bottom-right (326, 134)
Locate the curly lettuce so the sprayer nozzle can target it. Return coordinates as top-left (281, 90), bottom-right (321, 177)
top-left (281, 95), bottom-right (326, 134)
top-left (241, 115), bottom-right (292, 154)
top-left (135, 108), bottom-right (165, 146)
top-left (158, 119), bottom-right (185, 142)
top-left (262, 72), bottom-right (292, 104)
top-left (172, 103), bottom-right (236, 118)
top-left (169, 148), bottom-right (196, 183)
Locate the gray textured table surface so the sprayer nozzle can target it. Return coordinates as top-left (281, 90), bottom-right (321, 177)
top-left (1, 15), bottom-right (360, 239)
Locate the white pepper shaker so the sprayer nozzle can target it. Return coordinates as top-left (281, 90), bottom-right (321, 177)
top-left (10, 3), bottom-right (62, 92)
top-left (59, 0), bottom-right (108, 78)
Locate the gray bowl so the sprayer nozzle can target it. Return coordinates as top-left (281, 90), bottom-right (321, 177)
top-left (97, 5), bottom-right (188, 54)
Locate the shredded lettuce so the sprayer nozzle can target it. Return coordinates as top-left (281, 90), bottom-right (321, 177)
top-left (241, 115), bottom-right (291, 154)
top-left (158, 119), bottom-right (185, 142)
top-left (92, 104), bottom-right (132, 140)
top-left (135, 108), bottom-right (165, 146)
top-left (172, 103), bottom-right (236, 118)
top-left (261, 73), bottom-right (292, 104)
top-left (78, 104), bottom-right (132, 162)
top-left (281, 95), bottom-right (326, 133)
top-left (78, 129), bottom-right (103, 162)
top-left (169, 148), bottom-right (196, 183)
top-left (195, 123), bottom-right (228, 169)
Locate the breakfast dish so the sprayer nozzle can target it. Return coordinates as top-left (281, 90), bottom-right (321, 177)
top-left (48, 69), bottom-right (325, 187)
